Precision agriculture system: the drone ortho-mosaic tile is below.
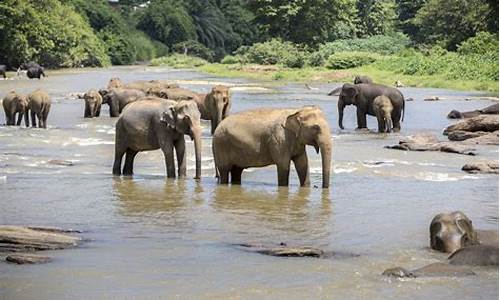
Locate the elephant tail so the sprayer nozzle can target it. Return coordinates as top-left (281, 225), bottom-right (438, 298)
top-left (402, 97), bottom-right (405, 122)
top-left (212, 139), bottom-right (220, 178)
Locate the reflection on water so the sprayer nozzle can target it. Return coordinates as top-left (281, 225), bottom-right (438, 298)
top-left (0, 66), bottom-right (497, 299)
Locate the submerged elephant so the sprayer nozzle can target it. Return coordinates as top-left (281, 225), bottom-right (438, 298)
top-left (83, 90), bottom-right (102, 118)
top-left (213, 106), bottom-right (332, 188)
top-left (113, 98), bottom-right (202, 179)
top-left (99, 88), bottom-right (146, 117)
top-left (338, 83), bottom-right (405, 131)
top-left (447, 103), bottom-right (499, 119)
top-left (0, 65), bottom-right (6, 79)
top-left (383, 211), bottom-right (498, 278)
top-left (2, 91), bottom-right (29, 126)
top-left (373, 95), bottom-right (393, 133)
top-left (27, 89), bottom-right (51, 128)
top-left (149, 85), bottom-right (231, 135)
top-left (124, 80), bottom-right (179, 93)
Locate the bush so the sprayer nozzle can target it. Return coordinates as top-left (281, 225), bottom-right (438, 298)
top-left (457, 32), bottom-right (499, 56)
top-left (150, 54), bottom-right (208, 68)
top-left (129, 31), bottom-right (159, 62)
top-left (318, 33), bottom-right (410, 59)
top-left (306, 51), bottom-right (326, 67)
top-left (221, 55), bottom-right (239, 64)
top-left (236, 39), bottom-right (307, 68)
top-left (326, 52), bottom-right (381, 69)
top-left (172, 40), bottom-right (215, 62)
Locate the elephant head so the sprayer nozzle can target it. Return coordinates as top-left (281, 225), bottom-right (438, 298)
top-left (338, 83), bottom-right (358, 129)
top-left (147, 87), bottom-right (168, 99)
top-left (108, 77), bottom-right (123, 89)
top-left (430, 211), bottom-right (479, 253)
top-left (205, 85), bottom-right (231, 134)
top-left (286, 106), bottom-right (332, 188)
top-left (161, 101), bottom-right (202, 179)
top-left (83, 90), bottom-right (102, 118)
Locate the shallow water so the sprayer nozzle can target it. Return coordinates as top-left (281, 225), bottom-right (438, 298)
top-left (0, 66), bottom-right (498, 299)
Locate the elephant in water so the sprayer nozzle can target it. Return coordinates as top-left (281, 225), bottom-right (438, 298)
top-left (27, 89), bottom-right (51, 128)
top-left (18, 62), bottom-right (46, 79)
top-left (212, 106), bottom-right (332, 188)
top-left (99, 88), bottom-right (146, 117)
top-left (328, 75), bottom-right (373, 96)
top-left (338, 83), bottom-right (405, 131)
top-left (0, 65), bottom-right (6, 79)
top-left (383, 211), bottom-right (498, 278)
top-left (149, 85), bottom-right (231, 135)
top-left (373, 95), bottom-right (393, 133)
top-left (124, 80), bottom-right (179, 93)
top-left (83, 90), bottom-right (102, 118)
top-left (2, 91), bottom-right (29, 126)
top-left (113, 98), bottom-right (202, 179)
top-left (107, 78), bottom-right (123, 89)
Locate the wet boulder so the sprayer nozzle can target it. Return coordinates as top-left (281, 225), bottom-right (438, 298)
top-left (6, 253), bottom-right (52, 264)
top-left (461, 131), bottom-right (499, 145)
top-left (462, 161), bottom-right (499, 174)
top-left (383, 263), bottom-right (475, 278)
top-left (444, 115), bottom-right (499, 135)
top-left (385, 133), bottom-right (476, 155)
top-left (234, 242), bottom-right (357, 259)
top-left (0, 225), bottom-right (81, 252)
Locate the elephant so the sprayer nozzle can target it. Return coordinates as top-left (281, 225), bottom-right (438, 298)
top-left (212, 106), bottom-right (332, 188)
top-left (0, 65), bottom-right (6, 79)
top-left (124, 80), bottom-right (179, 93)
top-left (447, 103), bottom-right (499, 119)
top-left (383, 211), bottom-right (498, 278)
top-left (27, 67), bottom-right (46, 79)
top-left (338, 83), bottom-right (405, 132)
top-left (83, 90), bottom-right (102, 118)
top-left (2, 91), bottom-right (29, 126)
top-left (107, 77), bottom-right (123, 89)
top-left (149, 85), bottom-right (231, 135)
top-left (99, 88), bottom-right (146, 117)
top-left (113, 98), bottom-right (202, 179)
top-left (328, 75), bottom-right (374, 96)
top-left (373, 95), bottom-right (393, 133)
top-left (27, 89), bottom-right (51, 128)
top-left (354, 75), bottom-right (373, 84)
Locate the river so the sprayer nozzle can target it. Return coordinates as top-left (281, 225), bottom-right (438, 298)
top-left (0, 66), bottom-right (498, 299)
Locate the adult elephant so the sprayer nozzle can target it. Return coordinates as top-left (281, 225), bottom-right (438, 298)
top-left (327, 75), bottom-right (373, 96)
top-left (2, 91), bottom-right (29, 126)
top-left (0, 65), bottom-right (6, 79)
top-left (213, 106), bottom-right (332, 188)
top-left (99, 88), bottom-right (146, 117)
top-left (113, 98), bottom-right (202, 179)
top-left (149, 85), bottom-right (231, 134)
top-left (124, 80), bottom-right (179, 93)
top-left (18, 62), bottom-right (46, 79)
top-left (83, 90), bottom-right (102, 118)
top-left (338, 83), bottom-right (405, 131)
top-left (27, 89), bottom-right (51, 128)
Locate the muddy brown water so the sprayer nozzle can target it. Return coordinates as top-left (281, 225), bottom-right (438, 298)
top-left (0, 66), bottom-right (498, 299)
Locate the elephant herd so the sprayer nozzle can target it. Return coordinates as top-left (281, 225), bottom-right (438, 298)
top-left (2, 89), bottom-right (51, 128)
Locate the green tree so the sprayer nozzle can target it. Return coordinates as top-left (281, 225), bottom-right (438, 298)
top-left (217, 0), bottom-right (259, 46)
top-left (394, 0), bottom-right (426, 38)
top-left (356, 0), bottom-right (397, 36)
top-left (412, 0), bottom-right (491, 50)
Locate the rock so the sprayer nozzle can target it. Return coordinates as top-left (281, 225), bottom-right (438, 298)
top-left (447, 131), bottom-right (489, 141)
top-left (424, 96), bottom-right (444, 101)
top-left (395, 80), bottom-right (405, 88)
top-left (461, 131), bottom-right (499, 145)
top-left (405, 97), bottom-right (414, 102)
top-left (448, 245), bottom-right (499, 266)
top-left (447, 104), bottom-right (498, 119)
top-left (444, 115), bottom-right (499, 134)
top-left (385, 133), bottom-right (476, 155)
top-left (0, 225), bottom-right (81, 253)
top-left (47, 160), bottom-right (74, 166)
top-left (462, 161), bottom-right (499, 174)
top-left (232, 243), bottom-right (354, 258)
top-left (382, 263), bottom-right (475, 278)
top-left (6, 253), bottom-right (52, 264)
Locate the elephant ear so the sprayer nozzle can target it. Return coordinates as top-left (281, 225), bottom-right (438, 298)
top-left (455, 217), bottom-right (478, 246)
top-left (285, 110), bottom-right (302, 137)
top-left (160, 107), bottom-right (176, 129)
top-left (343, 84), bottom-right (358, 98)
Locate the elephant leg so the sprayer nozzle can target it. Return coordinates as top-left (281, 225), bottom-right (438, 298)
top-left (16, 112), bottom-right (23, 126)
top-left (161, 146), bottom-right (176, 178)
top-left (277, 161), bottom-right (291, 186)
top-left (218, 167), bottom-right (229, 184)
top-left (392, 109), bottom-right (401, 132)
top-left (96, 105), bottom-right (101, 117)
top-left (123, 149), bottom-right (138, 176)
top-left (37, 113), bottom-right (43, 128)
top-left (230, 166), bottom-right (244, 184)
top-left (31, 111), bottom-right (37, 127)
top-left (42, 110), bottom-right (49, 128)
top-left (24, 111), bottom-right (29, 127)
top-left (84, 103), bottom-right (90, 118)
top-left (356, 108), bottom-right (367, 129)
top-left (174, 138), bottom-right (186, 178)
top-left (113, 145), bottom-right (126, 175)
top-left (293, 152), bottom-right (310, 187)
top-left (376, 114), bottom-right (384, 133)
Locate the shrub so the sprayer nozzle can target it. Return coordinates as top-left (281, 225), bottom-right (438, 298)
top-left (221, 55), bottom-right (239, 64)
top-left (129, 31), bottom-right (159, 62)
top-left (457, 32), bottom-right (499, 56)
top-left (150, 54), bottom-right (208, 68)
top-left (172, 40), bottom-right (215, 62)
top-left (236, 39), bottom-right (307, 68)
top-left (326, 52), bottom-right (381, 69)
top-left (306, 51), bottom-right (326, 67)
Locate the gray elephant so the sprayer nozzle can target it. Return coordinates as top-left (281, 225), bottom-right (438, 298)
top-left (0, 65), bottom-right (6, 79)
top-left (213, 106), bottom-right (332, 188)
top-left (338, 83), bottom-right (405, 131)
top-left (383, 211), bottom-right (498, 278)
top-left (18, 62), bottom-right (45, 79)
top-left (373, 95), bottom-right (393, 133)
top-left (2, 91), bottom-right (29, 126)
top-left (113, 98), bottom-right (202, 179)
top-left (447, 103), bottom-right (499, 119)
top-left (83, 90), bottom-right (102, 118)
top-left (149, 85), bottom-right (231, 135)
top-left (354, 75), bottom-right (373, 84)
top-left (99, 88), bottom-right (146, 117)
top-left (27, 89), bottom-right (51, 128)
top-left (124, 80), bottom-right (179, 93)
top-left (107, 77), bottom-right (123, 89)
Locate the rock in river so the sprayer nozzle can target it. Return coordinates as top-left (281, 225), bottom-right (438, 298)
top-left (385, 133), bottom-right (476, 155)
top-left (462, 161), bottom-right (499, 174)
top-left (444, 115), bottom-right (499, 135)
top-left (6, 253), bottom-right (52, 264)
top-left (383, 263), bottom-right (476, 278)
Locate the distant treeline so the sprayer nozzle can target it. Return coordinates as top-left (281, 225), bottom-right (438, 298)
top-left (0, 0), bottom-right (497, 68)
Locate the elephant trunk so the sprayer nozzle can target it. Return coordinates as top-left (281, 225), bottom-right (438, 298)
top-left (192, 124), bottom-right (202, 179)
top-left (319, 134), bottom-right (332, 189)
top-left (385, 116), bottom-right (392, 133)
top-left (338, 99), bottom-right (345, 129)
top-left (211, 103), bottom-right (224, 135)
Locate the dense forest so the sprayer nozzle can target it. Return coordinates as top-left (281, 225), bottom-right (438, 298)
top-left (0, 0), bottom-right (498, 85)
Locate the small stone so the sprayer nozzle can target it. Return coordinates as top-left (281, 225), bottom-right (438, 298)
top-left (6, 253), bottom-right (52, 264)
top-left (382, 267), bottom-right (415, 278)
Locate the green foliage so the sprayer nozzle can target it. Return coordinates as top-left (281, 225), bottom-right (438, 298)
top-left (326, 52), bottom-right (381, 69)
top-left (172, 40), bottom-right (215, 61)
top-left (150, 54), bottom-right (208, 68)
top-left (412, 0), bottom-right (491, 50)
top-left (237, 39), bottom-right (307, 68)
top-left (221, 55), bottom-right (239, 64)
top-left (306, 51), bottom-right (326, 67)
top-left (394, 0), bottom-right (425, 37)
top-left (457, 32), bottom-right (499, 56)
top-left (0, 0), bottom-right (110, 68)
top-left (318, 34), bottom-right (410, 58)
top-left (129, 31), bottom-right (163, 62)
top-left (357, 0), bottom-right (397, 36)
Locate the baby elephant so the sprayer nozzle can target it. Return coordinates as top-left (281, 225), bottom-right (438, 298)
top-left (83, 90), bottom-right (102, 118)
top-left (373, 95), bottom-right (393, 133)
top-left (28, 89), bottom-right (51, 128)
top-left (2, 91), bottom-right (29, 126)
